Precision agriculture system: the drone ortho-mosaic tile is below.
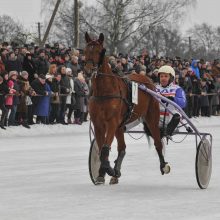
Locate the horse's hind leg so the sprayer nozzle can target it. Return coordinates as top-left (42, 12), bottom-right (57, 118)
top-left (145, 100), bottom-right (170, 175)
top-left (110, 127), bottom-right (126, 185)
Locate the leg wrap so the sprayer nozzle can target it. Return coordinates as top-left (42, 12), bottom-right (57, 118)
top-left (99, 145), bottom-right (115, 177)
top-left (114, 150), bottom-right (126, 177)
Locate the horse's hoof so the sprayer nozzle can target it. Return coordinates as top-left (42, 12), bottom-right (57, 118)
top-left (95, 176), bottom-right (105, 185)
top-left (109, 177), bottom-right (119, 185)
top-left (161, 163), bottom-right (171, 175)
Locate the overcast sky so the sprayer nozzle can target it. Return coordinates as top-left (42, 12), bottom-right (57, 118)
top-left (0, 0), bottom-right (220, 34)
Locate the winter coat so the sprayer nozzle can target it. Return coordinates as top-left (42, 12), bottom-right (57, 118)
top-left (0, 82), bottom-right (9, 105)
top-left (5, 80), bottom-right (16, 106)
top-left (34, 57), bottom-right (49, 75)
top-left (31, 79), bottom-right (51, 116)
top-left (22, 56), bottom-right (37, 83)
top-left (7, 79), bottom-right (20, 105)
top-left (66, 63), bottom-right (81, 77)
top-left (5, 59), bottom-right (22, 73)
top-left (0, 59), bottom-right (5, 74)
top-left (200, 85), bottom-right (209, 107)
top-left (50, 78), bottom-right (61, 104)
top-left (17, 76), bottom-right (34, 113)
top-left (190, 75), bottom-right (201, 95)
top-left (66, 77), bottom-right (75, 105)
top-left (179, 76), bottom-right (192, 94)
top-left (74, 78), bottom-right (86, 110)
top-left (211, 80), bottom-right (220, 106)
top-left (191, 60), bottom-right (200, 79)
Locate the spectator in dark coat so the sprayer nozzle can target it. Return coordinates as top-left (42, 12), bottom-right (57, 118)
top-left (31, 74), bottom-right (51, 124)
top-left (59, 65), bottom-right (70, 124)
top-left (22, 53), bottom-right (37, 83)
top-left (190, 70), bottom-right (201, 117)
top-left (179, 68), bottom-right (193, 118)
top-left (67, 56), bottom-right (81, 77)
top-left (200, 79), bottom-right (209, 116)
top-left (0, 75), bottom-right (9, 129)
top-left (73, 72), bottom-right (87, 125)
top-left (49, 73), bottom-right (61, 124)
top-left (34, 50), bottom-right (49, 76)
top-left (5, 51), bottom-right (22, 74)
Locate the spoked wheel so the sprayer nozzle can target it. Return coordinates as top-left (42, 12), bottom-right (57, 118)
top-left (88, 139), bottom-right (101, 185)
top-left (195, 136), bottom-right (212, 189)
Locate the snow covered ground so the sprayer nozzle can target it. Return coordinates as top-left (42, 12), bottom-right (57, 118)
top-left (0, 117), bottom-right (220, 220)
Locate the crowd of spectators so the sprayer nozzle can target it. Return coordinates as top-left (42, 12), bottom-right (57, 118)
top-left (0, 41), bottom-right (220, 130)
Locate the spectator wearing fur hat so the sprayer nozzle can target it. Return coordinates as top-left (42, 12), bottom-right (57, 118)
top-left (17, 71), bottom-right (36, 128)
top-left (7, 71), bottom-right (20, 126)
top-left (5, 51), bottom-right (22, 74)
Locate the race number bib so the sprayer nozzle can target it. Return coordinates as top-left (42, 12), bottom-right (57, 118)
top-left (132, 82), bottom-right (138, 104)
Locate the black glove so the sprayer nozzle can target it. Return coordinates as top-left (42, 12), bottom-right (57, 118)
top-left (167, 96), bottom-right (174, 101)
top-left (161, 96), bottom-right (174, 103)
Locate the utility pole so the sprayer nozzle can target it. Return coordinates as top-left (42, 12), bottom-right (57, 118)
top-left (74, 0), bottom-right (79, 48)
top-left (40, 0), bottom-right (61, 47)
top-left (37, 22), bottom-right (42, 46)
top-left (189, 36), bottom-right (192, 59)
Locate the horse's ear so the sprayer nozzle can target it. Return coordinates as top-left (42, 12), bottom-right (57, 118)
top-left (98, 33), bottom-right (104, 44)
top-left (85, 32), bottom-right (92, 43)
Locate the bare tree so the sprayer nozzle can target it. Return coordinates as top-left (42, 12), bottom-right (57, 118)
top-left (0, 15), bottom-right (24, 42)
top-left (80, 0), bottom-right (196, 54)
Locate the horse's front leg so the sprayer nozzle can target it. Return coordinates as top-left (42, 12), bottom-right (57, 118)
top-left (109, 127), bottom-right (126, 185)
top-left (97, 119), bottom-right (118, 183)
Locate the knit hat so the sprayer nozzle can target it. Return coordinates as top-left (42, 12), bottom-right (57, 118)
top-left (9, 71), bottom-right (18, 78)
top-left (21, 71), bottom-right (28, 77)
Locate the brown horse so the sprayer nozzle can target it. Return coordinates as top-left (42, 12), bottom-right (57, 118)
top-left (84, 32), bottom-right (170, 185)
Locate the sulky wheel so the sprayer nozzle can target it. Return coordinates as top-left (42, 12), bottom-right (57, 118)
top-left (88, 139), bottom-right (101, 185)
top-left (195, 137), bottom-right (212, 189)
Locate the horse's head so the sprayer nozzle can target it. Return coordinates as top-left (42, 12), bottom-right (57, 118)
top-left (84, 32), bottom-right (106, 75)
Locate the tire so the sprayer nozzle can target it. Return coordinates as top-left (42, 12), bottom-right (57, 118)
top-left (88, 139), bottom-right (101, 184)
top-left (195, 137), bottom-right (212, 189)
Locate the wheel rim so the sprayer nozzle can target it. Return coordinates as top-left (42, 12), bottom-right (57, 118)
top-left (89, 139), bottom-right (101, 184)
top-left (196, 138), bottom-right (212, 189)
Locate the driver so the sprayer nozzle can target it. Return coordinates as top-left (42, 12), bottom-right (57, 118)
top-left (156, 65), bottom-right (186, 138)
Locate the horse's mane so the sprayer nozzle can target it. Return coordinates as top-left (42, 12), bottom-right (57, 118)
top-left (128, 73), bottom-right (155, 91)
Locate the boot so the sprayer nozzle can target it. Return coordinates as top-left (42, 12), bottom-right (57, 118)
top-left (68, 118), bottom-right (72, 124)
top-left (166, 113), bottom-right (180, 136)
top-left (22, 121), bottom-right (31, 129)
top-left (0, 125), bottom-right (6, 130)
top-left (84, 112), bottom-right (88, 122)
top-left (73, 118), bottom-right (82, 125)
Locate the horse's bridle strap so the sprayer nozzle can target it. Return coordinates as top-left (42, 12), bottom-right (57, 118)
top-left (90, 95), bottom-right (124, 101)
